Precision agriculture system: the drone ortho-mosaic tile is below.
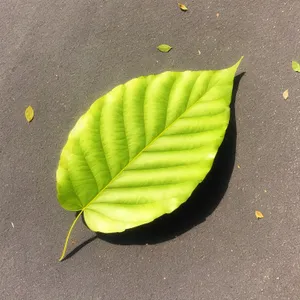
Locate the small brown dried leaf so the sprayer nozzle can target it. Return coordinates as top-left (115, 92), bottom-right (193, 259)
top-left (178, 3), bottom-right (188, 11)
top-left (283, 89), bottom-right (289, 100)
top-left (255, 210), bottom-right (264, 219)
top-left (25, 106), bottom-right (34, 122)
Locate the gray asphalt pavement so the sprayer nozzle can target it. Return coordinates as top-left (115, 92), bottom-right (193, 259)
top-left (1, 1), bottom-right (300, 299)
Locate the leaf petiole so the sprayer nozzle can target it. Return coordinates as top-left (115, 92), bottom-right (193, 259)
top-left (59, 210), bottom-right (84, 261)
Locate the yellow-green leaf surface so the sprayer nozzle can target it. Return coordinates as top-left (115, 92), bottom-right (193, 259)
top-left (292, 61), bottom-right (300, 72)
top-left (57, 58), bottom-right (242, 260)
top-left (25, 106), bottom-right (34, 122)
top-left (178, 3), bottom-right (188, 11)
top-left (157, 44), bottom-right (172, 53)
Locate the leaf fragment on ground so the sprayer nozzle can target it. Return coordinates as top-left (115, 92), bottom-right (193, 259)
top-left (283, 89), bottom-right (289, 100)
top-left (255, 210), bottom-right (264, 219)
top-left (292, 61), bottom-right (300, 72)
top-left (25, 106), bottom-right (34, 122)
top-left (157, 44), bottom-right (172, 53)
top-left (178, 3), bottom-right (188, 11)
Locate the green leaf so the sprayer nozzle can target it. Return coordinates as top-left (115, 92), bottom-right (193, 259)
top-left (57, 58), bottom-right (243, 260)
top-left (292, 61), bottom-right (300, 72)
top-left (157, 44), bottom-right (172, 53)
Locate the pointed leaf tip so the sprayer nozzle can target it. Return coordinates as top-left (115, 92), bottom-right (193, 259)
top-left (232, 56), bottom-right (244, 71)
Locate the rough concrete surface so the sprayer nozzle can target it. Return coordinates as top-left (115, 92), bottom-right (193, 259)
top-left (1, 1), bottom-right (300, 299)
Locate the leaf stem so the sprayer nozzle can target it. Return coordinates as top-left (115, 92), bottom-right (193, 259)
top-left (59, 210), bottom-right (83, 261)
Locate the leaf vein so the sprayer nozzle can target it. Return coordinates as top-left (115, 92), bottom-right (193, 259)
top-left (79, 138), bottom-right (100, 191)
top-left (165, 73), bottom-right (179, 128)
top-left (98, 110), bottom-right (112, 179)
top-left (79, 73), bottom-right (232, 213)
top-left (122, 85), bottom-right (130, 160)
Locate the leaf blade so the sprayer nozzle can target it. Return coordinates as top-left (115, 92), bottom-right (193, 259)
top-left (25, 106), bottom-right (34, 122)
top-left (255, 210), bottom-right (264, 219)
top-left (283, 89), bottom-right (289, 100)
top-left (157, 44), bottom-right (172, 53)
top-left (292, 61), bottom-right (300, 72)
top-left (57, 58), bottom-right (243, 258)
top-left (178, 3), bottom-right (188, 11)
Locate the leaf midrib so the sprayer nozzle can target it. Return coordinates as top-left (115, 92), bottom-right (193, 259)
top-left (79, 79), bottom-right (229, 213)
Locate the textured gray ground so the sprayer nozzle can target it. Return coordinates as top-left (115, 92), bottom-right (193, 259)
top-left (1, 1), bottom-right (300, 299)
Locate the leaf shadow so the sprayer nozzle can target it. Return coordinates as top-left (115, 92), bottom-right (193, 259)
top-left (65, 73), bottom-right (244, 258)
